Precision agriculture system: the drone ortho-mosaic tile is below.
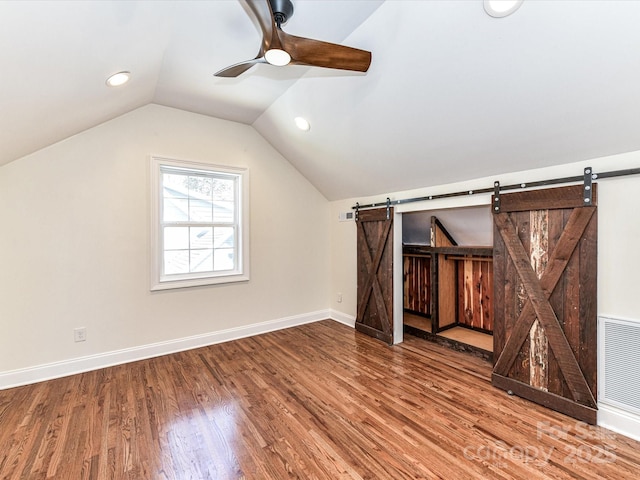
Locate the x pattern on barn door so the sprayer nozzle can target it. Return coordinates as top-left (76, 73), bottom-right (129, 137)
top-left (492, 185), bottom-right (598, 424)
top-left (356, 208), bottom-right (394, 345)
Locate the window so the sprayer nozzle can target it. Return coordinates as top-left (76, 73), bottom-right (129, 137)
top-left (150, 156), bottom-right (249, 290)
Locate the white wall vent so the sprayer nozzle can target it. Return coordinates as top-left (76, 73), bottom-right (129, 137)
top-left (599, 316), bottom-right (640, 415)
top-left (338, 211), bottom-right (354, 222)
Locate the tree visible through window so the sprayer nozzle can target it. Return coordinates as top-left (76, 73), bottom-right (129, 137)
top-left (151, 157), bottom-right (249, 290)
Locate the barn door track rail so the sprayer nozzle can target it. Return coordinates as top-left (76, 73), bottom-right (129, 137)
top-left (352, 166), bottom-right (640, 211)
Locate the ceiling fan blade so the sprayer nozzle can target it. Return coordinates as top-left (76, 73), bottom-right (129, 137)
top-left (218, 1), bottom-right (370, 77)
top-left (279, 30), bottom-right (371, 73)
top-left (214, 56), bottom-right (267, 78)
top-left (242, 0), bottom-right (281, 52)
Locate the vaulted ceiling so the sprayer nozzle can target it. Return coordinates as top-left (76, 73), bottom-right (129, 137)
top-left (2, 0), bottom-right (640, 200)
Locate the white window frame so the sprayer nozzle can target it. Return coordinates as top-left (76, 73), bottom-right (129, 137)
top-left (150, 156), bottom-right (250, 291)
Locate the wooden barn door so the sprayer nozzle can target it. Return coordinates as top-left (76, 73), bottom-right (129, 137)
top-left (356, 208), bottom-right (394, 344)
top-left (492, 184), bottom-right (598, 424)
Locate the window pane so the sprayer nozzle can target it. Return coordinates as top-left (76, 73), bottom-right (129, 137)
top-left (164, 227), bottom-right (189, 250)
top-left (164, 250), bottom-right (189, 275)
top-left (190, 227), bottom-right (213, 249)
top-left (188, 176), bottom-right (213, 197)
top-left (164, 198), bottom-right (189, 221)
top-left (189, 198), bottom-right (213, 222)
top-left (214, 248), bottom-right (234, 271)
top-left (214, 227), bottom-right (234, 248)
top-left (191, 249), bottom-right (213, 272)
top-left (212, 178), bottom-right (235, 202)
top-left (163, 173), bottom-right (188, 198)
top-left (213, 201), bottom-right (234, 222)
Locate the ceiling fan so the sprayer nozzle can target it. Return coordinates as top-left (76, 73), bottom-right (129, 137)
top-left (214, 0), bottom-right (372, 77)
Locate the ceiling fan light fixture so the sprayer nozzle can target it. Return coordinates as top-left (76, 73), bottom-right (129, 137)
top-left (264, 49), bottom-right (291, 67)
top-left (484, 0), bottom-right (524, 18)
top-left (294, 116), bottom-right (310, 131)
top-left (105, 71), bottom-right (131, 87)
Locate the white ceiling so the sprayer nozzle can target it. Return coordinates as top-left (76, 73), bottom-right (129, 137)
top-left (2, 0), bottom-right (640, 200)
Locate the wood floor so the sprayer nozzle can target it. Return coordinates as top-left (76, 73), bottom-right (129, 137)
top-left (404, 312), bottom-right (493, 352)
top-left (403, 312), bottom-right (433, 332)
top-left (438, 326), bottom-right (493, 352)
top-left (1, 320), bottom-right (639, 479)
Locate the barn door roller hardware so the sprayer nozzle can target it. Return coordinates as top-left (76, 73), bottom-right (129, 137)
top-left (386, 198), bottom-right (391, 220)
top-left (355, 202), bottom-right (360, 222)
top-left (352, 166), bottom-right (640, 211)
top-left (494, 167), bottom-right (593, 213)
top-left (583, 167), bottom-right (593, 205)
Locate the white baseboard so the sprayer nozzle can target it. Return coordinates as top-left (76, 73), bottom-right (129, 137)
top-left (329, 309), bottom-right (356, 328)
top-left (598, 402), bottom-right (640, 442)
top-left (0, 309), bottom-right (333, 390)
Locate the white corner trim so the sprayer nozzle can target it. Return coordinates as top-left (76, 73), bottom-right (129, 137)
top-left (330, 309), bottom-right (356, 328)
top-left (598, 402), bottom-right (640, 442)
top-left (0, 310), bottom-right (331, 390)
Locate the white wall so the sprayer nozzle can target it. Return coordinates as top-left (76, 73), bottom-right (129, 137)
top-left (0, 105), bottom-right (330, 382)
top-left (329, 150), bottom-right (640, 439)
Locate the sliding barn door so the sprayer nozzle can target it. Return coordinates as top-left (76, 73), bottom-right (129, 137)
top-left (492, 185), bottom-right (598, 424)
top-left (356, 208), bottom-right (394, 344)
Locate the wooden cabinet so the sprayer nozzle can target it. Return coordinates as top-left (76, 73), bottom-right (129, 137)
top-left (403, 254), bottom-right (431, 316)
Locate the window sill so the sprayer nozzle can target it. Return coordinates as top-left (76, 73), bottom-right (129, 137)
top-left (150, 273), bottom-right (250, 291)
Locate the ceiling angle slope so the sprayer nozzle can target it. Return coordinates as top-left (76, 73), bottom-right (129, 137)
top-left (214, 0), bottom-right (372, 78)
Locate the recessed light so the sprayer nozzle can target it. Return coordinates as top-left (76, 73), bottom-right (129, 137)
top-left (105, 71), bottom-right (131, 87)
top-left (294, 117), bottom-right (310, 131)
top-left (484, 0), bottom-right (524, 18)
top-left (265, 49), bottom-right (291, 67)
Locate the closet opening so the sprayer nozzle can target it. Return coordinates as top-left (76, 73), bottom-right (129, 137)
top-left (402, 205), bottom-right (494, 360)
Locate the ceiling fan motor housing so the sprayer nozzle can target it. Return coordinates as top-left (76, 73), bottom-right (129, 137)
top-left (269, 0), bottom-right (294, 26)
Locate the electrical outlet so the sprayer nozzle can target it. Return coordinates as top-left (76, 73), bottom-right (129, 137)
top-left (337, 293), bottom-right (343, 303)
top-left (74, 327), bottom-right (87, 343)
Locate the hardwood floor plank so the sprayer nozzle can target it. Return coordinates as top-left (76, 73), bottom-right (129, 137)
top-left (1, 320), bottom-right (639, 479)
